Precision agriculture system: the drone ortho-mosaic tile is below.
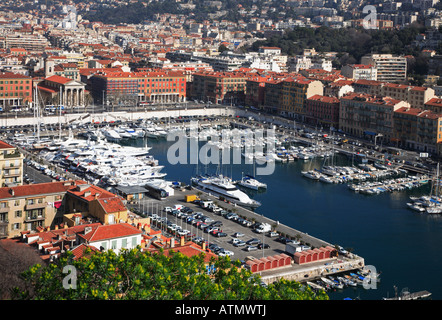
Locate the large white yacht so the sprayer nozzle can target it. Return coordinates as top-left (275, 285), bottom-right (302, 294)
top-left (191, 175), bottom-right (261, 209)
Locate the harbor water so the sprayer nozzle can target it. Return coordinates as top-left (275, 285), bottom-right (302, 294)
top-left (122, 137), bottom-right (442, 300)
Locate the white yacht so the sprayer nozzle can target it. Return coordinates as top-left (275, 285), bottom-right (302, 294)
top-left (236, 175), bottom-right (267, 190)
top-left (301, 170), bottom-right (321, 180)
top-left (407, 202), bottom-right (425, 213)
top-left (191, 175), bottom-right (261, 209)
top-left (101, 128), bottom-right (122, 141)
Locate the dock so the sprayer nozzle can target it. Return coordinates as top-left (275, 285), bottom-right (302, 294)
top-left (126, 186), bottom-right (366, 285)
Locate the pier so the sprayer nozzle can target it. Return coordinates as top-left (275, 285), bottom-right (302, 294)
top-left (126, 186), bottom-right (366, 286)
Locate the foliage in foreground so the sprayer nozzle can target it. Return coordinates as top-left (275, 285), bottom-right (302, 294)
top-left (12, 247), bottom-right (328, 300)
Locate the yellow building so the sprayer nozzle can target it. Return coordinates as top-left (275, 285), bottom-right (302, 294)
top-left (280, 77), bottom-right (323, 120)
top-left (0, 180), bottom-right (135, 239)
top-left (0, 141), bottom-right (24, 187)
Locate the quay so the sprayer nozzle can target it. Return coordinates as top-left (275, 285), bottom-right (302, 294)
top-left (126, 186), bottom-right (366, 286)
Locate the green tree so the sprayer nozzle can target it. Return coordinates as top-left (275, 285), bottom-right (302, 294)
top-left (12, 247), bottom-right (328, 300)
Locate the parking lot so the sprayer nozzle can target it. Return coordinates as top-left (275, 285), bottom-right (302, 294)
top-left (129, 189), bottom-right (319, 263)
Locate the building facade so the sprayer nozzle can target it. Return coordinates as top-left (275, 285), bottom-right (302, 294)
top-left (339, 92), bottom-right (410, 143)
top-left (0, 72), bottom-right (32, 108)
top-left (0, 141), bottom-right (24, 188)
top-left (360, 54), bottom-right (407, 83)
top-left (90, 70), bottom-right (187, 106)
top-left (305, 95), bottom-right (340, 129)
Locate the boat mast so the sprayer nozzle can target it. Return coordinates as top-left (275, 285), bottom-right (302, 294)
top-left (59, 87), bottom-right (62, 141)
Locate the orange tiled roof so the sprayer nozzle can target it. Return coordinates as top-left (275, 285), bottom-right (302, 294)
top-left (78, 223), bottom-right (142, 243)
top-left (45, 74), bottom-right (73, 84)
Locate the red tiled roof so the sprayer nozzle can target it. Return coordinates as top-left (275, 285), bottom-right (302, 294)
top-left (0, 180), bottom-right (87, 200)
top-left (45, 75), bottom-right (73, 84)
top-left (78, 223), bottom-right (142, 243)
top-left (98, 197), bottom-right (126, 213)
top-left (0, 140), bottom-right (14, 149)
top-left (425, 98), bottom-right (442, 107)
top-left (67, 183), bottom-right (115, 201)
top-left (0, 72), bottom-right (31, 79)
top-left (161, 242), bottom-right (218, 263)
top-left (70, 243), bottom-right (100, 260)
top-left (307, 94), bottom-right (340, 104)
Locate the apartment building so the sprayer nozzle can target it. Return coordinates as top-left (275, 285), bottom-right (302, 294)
top-left (89, 70), bottom-right (187, 106)
top-left (0, 141), bottom-right (23, 189)
top-left (380, 83), bottom-right (435, 109)
top-left (424, 97), bottom-right (442, 114)
top-left (263, 79), bottom-right (284, 114)
top-left (305, 95), bottom-right (340, 129)
top-left (0, 179), bottom-right (134, 239)
top-left (3, 33), bottom-right (50, 52)
top-left (0, 181), bottom-right (75, 239)
top-left (393, 106), bottom-right (442, 155)
top-left (0, 72), bottom-right (33, 108)
top-left (339, 92), bottom-right (410, 143)
top-left (192, 71), bottom-right (247, 104)
top-left (360, 54), bottom-right (407, 83)
top-left (280, 77), bottom-right (324, 120)
top-left (341, 64), bottom-right (377, 81)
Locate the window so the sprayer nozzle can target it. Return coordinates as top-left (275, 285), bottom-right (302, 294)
top-left (111, 240), bottom-right (117, 250)
top-left (15, 210), bottom-right (22, 218)
top-left (122, 238), bottom-right (127, 248)
top-left (132, 237), bottom-right (137, 247)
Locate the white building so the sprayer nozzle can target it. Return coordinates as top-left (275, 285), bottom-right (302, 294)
top-left (341, 64), bottom-right (378, 81)
top-left (77, 223), bottom-right (143, 254)
top-left (360, 54), bottom-right (407, 83)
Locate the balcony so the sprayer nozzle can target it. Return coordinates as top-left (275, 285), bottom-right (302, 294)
top-left (25, 202), bottom-right (46, 210)
top-left (3, 171), bottom-right (21, 178)
top-left (3, 150), bottom-right (21, 159)
top-left (24, 213), bottom-right (45, 222)
top-left (4, 163), bottom-right (21, 169)
top-left (0, 205), bottom-right (9, 213)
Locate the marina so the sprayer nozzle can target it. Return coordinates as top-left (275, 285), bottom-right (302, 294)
top-left (8, 111), bottom-right (440, 300)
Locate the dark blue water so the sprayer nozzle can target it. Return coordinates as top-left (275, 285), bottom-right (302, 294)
top-left (124, 137), bottom-right (442, 300)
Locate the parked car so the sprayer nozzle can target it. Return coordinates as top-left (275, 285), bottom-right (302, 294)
top-left (214, 232), bottom-right (227, 237)
top-left (233, 240), bottom-right (246, 247)
top-left (257, 243), bottom-right (270, 249)
top-left (246, 238), bottom-right (261, 245)
top-left (232, 232), bottom-right (245, 238)
top-left (244, 245), bottom-right (258, 251)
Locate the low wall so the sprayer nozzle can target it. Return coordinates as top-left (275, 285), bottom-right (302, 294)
top-left (0, 107), bottom-right (241, 127)
top-left (260, 256), bottom-right (365, 284)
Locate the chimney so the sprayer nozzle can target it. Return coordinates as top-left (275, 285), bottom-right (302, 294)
top-left (170, 238), bottom-right (175, 248)
top-left (54, 224), bottom-right (59, 230)
top-left (9, 188), bottom-right (14, 196)
top-left (64, 223), bottom-right (68, 229)
top-left (180, 236), bottom-right (185, 246)
top-left (202, 241), bottom-right (206, 251)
